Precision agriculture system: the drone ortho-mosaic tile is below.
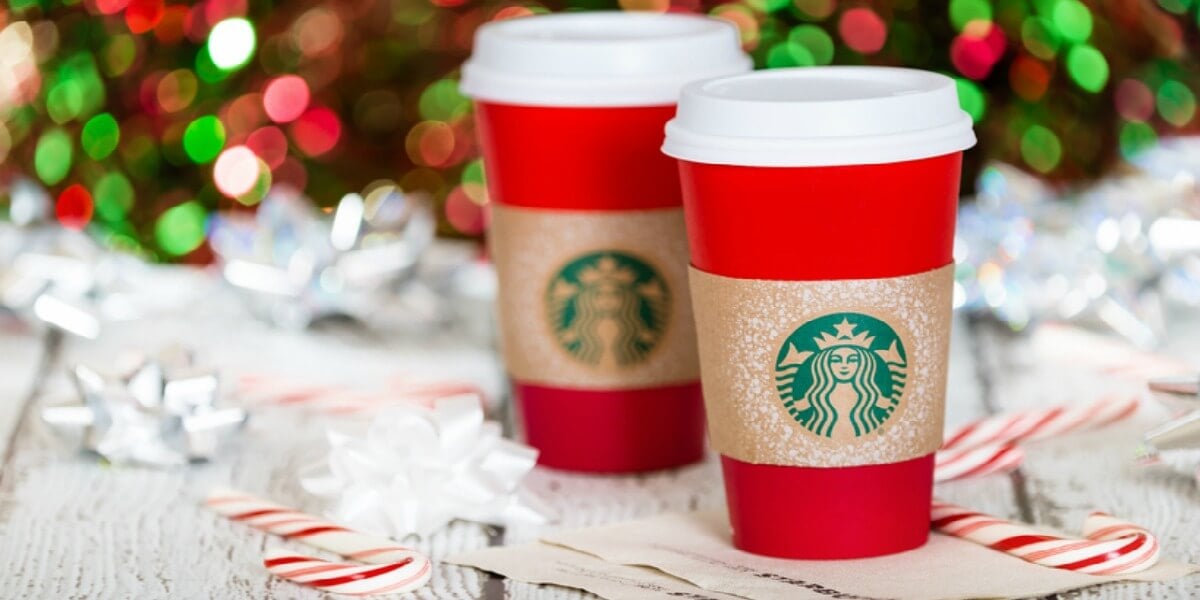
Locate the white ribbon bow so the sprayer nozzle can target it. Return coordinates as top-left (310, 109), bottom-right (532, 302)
top-left (300, 394), bottom-right (554, 538)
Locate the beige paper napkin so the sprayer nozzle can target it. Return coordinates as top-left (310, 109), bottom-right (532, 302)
top-left (449, 541), bottom-right (747, 600)
top-left (539, 511), bottom-right (1197, 600)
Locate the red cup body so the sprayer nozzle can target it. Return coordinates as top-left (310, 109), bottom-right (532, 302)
top-left (477, 101), bottom-right (705, 473)
top-left (678, 153), bottom-right (962, 558)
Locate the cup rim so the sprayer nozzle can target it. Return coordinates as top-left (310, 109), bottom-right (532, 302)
top-left (461, 12), bottom-right (752, 108)
top-left (662, 66), bottom-right (978, 167)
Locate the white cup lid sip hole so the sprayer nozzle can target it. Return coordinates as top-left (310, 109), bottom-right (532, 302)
top-left (662, 67), bottom-right (977, 167)
top-left (460, 12), bottom-right (752, 108)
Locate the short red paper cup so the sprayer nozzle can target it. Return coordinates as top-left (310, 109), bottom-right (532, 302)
top-left (461, 13), bottom-right (750, 473)
top-left (664, 68), bottom-right (976, 557)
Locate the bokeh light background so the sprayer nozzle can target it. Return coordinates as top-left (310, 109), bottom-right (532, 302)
top-left (1, 0), bottom-right (1198, 261)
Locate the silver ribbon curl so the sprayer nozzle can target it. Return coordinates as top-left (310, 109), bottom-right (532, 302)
top-left (1140, 378), bottom-right (1200, 485)
top-left (1, 178), bottom-right (196, 338)
top-left (208, 184), bottom-right (439, 330)
top-left (41, 349), bottom-right (247, 467)
top-left (300, 394), bottom-right (554, 538)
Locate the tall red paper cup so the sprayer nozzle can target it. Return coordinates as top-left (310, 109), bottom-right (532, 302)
top-left (461, 13), bottom-right (750, 472)
top-left (664, 68), bottom-right (976, 557)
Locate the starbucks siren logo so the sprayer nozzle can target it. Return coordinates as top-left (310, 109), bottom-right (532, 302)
top-left (546, 251), bottom-right (669, 368)
top-left (774, 313), bottom-right (908, 440)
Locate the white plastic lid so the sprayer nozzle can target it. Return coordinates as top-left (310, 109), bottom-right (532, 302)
top-left (460, 12), bottom-right (752, 107)
top-left (662, 67), bottom-right (977, 167)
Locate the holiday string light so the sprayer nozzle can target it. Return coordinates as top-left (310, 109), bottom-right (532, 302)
top-left (0, 1), bottom-right (1197, 261)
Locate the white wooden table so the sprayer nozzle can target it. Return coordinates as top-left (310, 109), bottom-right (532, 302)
top-left (1, 280), bottom-right (1198, 599)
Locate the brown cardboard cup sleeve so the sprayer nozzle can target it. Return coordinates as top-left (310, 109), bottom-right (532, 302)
top-left (489, 205), bottom-right (700, 389)
top-left (688, 264), bottom-right (954, 468)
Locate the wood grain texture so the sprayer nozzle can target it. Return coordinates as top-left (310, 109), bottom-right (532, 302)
top-left (0, 323), bottom-right (49, 463)
top-left (0, 296), bottom-right (1195, 599)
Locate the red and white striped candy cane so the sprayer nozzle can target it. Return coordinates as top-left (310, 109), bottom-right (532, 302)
top-left (206, 488), bottom-right (432, 595)
top-left (931, 501), bottom-right (1161, 575)
top-left (262, 549), bottom-right (430, 596)
top-left (942, 396), bottom-right (1139, 454)
top-left (238, 373), bottom-right (482, 414)
top-left (934, 442), bottom-right (1025, 482)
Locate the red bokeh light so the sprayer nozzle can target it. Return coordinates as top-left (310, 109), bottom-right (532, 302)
top-left (262, 75), bottom-right (310, 123)
top-left (838, 8), bottom-right (887, 54)
top-left (1115, 79), bottom-right (1155, 122)
top-left (246, 126), bottom-right (288, 169)
top-left (289, 107), bottom-right (342, 157)
top-left (56, 184), bottom-right (94, 230)
top-left (125, 0), bottom-right (166, 34)
top-left (204, 0), bottom-right (248, 24)
top-left (951, 33), bottom-right (995, 80)
top-left (1010, 55), bottom-right (1050, 101)
top-left (445, 185), bottom-right (488, 235)
top-left (95, 0), bottom-right (131, 16)
top-left (153, 5), bottom-right (190, 44)
top-left (493, 6), bottom-right (534, 20)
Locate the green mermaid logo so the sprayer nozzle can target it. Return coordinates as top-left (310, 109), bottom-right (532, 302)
top-left (774, 313), bottom-right (908, 440)
top-left (546, 251), bottom-right (669, 368)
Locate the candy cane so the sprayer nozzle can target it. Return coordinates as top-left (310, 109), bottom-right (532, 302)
top-left (262, 550), bottom-right (431, 596)
top-left (942, 396), bottom-right (1139, 454)
top-left (934, 442), bottom-right (1024, 482)
top-left (932, 501), bottom-right (1161, 575)
top-left (238, 373), bottom-right (482, 413)
top-left (206, 488), bottom-right (432, 595)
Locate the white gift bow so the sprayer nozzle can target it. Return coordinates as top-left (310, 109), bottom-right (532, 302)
top-left (300, 394), bottom-right (554, 538)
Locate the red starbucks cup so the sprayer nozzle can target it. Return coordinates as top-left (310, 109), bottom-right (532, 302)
top-left (663, 68), bottom-right (976, 557)
top-left (461, 13), bottom-right (750, 472)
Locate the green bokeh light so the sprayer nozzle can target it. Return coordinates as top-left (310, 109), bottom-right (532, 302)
top-left (766, 42), bottom-right (814, 68)
top-left (1066, 44), bottom-right (1108, 93)
top-left (101, 34), bottom-right (137, 77)
top-left (1020, 17), bottom-right (1060, 60)
top-left (789, 25), bottom-right (835, 65)
top-left (1118, 121), bottom-right (1157, 159)
top-left (793, 0), bottom-right (836, 21)
top-left (34, 128), bottom-right (73, 186)
top-left (183, 116), bottom-right (226, 164)
top-left (949, 0), bottom-right (993, 31)
top-left (419, 79), bottom-right (471, 122)
top-left (155, 201), bottom-right (208, 256)
top-left (55, 53), bottom-right (106, 120)
top-left (1156, 0), bottom-right (1191, 15)
top-left (235, 160), bottom-right (273, 206)
top-left (462, 159), bottom-right (486, 185)
top-left (47, 81), bottom-right (84, 124)
top-left (1020, 124), bottom-right (1062, 173)
top-left (1157, 80), bottom-right (1196, 127)
top-left (81, 113), bottom-right (120, 160)
top-left (93, 172), bottom-right (135, 222)
top-left (745, 0), bottom-right (789, 14)
top-left (195, 46), bottom-right (230, 83)
top-left (1051, 0), bottom-right (1092, 43)
top-left (955, 78), bottom-right (987, 122)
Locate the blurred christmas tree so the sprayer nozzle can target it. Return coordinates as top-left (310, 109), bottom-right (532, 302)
top-left (0, 0), bottom-right (1198, 261)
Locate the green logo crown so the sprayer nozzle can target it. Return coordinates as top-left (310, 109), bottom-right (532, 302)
top-left (546, 251), bottom-right (669, 368)
top-left (774, 312), bottom-right (908, 439)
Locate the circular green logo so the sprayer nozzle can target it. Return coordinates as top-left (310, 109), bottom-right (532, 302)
top-left (546, 251), bottom-right (669, 368)
top-left (775, 312), bottom-right (908, 440)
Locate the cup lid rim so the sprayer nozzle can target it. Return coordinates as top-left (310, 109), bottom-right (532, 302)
top-left (662, 66), bottom-right (978, 167)
top-left (460, 12), bottom-right (752, 107)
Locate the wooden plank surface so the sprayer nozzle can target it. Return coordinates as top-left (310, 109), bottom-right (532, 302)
top-left (0, 288), bottom-right (1195, 599)
top-left (971, 321), bottom-right (1200, 599)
